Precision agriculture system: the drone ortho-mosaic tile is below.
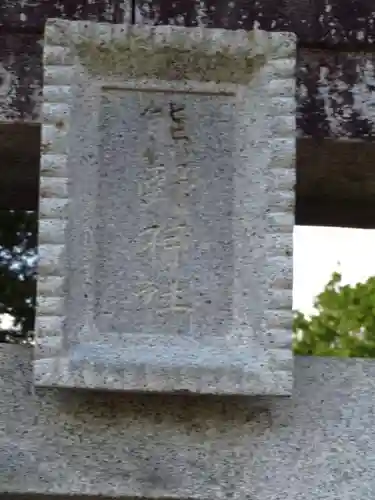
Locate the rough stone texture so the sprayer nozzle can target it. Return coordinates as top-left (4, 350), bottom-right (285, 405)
top-left (1, 1), bottom-right (375, 141)
top-left (3, 0), bottom-right (375, 48)
top-left (0, 34), bottom-right (42, 122)
top-left (0, 0), bottom-right (126, 29)
top-left (134, 0), bottom-right (317, 43)
top-left (136, 0), bottom-right (375, 48)
top-left (3, 37), bottom-right (375, 141)
top-left (298, 49), bottom-right (375, 139)
top-left (6, 130), bottom-right (375, 230)
top-left (0, 1), bottom-right (127, 124)
top-left (6, 132), bottom-right (375, 229)
top-left (315, 0), bottom-right (375, 47)
top-left (34, 19), bottom-right (296, 396)
top-left (3, 343), bottom-right (375, 499)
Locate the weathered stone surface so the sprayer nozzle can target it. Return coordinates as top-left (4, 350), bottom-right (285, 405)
top-left (6, 129), bottom-right (375, 230)
top-left (136, 0), bottom-right (375, 47)
top-left (0, 0), bottom-right (125, 29)
top-left (315, 0), bottom-right (375, 47)
top-left (2, 2), bottom-right (375, 229)
top-left (4, 134), bottom-right (375, 229)
top-left (0, 34), bottom-right (41, 122)
top-left (3, 343), bottom-right (375, 499)
top-left (298, 49), bottom-right (375, 139)
top-left (3, 0), bottom-right (375, 49)
top-left (1, 0), bottom-right (375, 138)
top-left (0, 0), bottom-right (127, 123)
top-left (0, 3), bottom-right (375, 142)
top-left (33, 20), bottom-right (295, 396)
top-left (135, 0), bottom-right (317, 43)
top-left (3, 34), bottom-right (375, 140)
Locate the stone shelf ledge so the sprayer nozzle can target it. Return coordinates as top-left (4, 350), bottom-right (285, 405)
top-left (34, 336), bottom-right (292, 395)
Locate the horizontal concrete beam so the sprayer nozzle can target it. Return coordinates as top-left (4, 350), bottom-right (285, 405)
top-left (0, 0), bottom-right (124, 30)
top-left (2, 0), bottom-right (375, 49)
top-left (2, 125), bottom-right (375, 228)
top-left (2, 33), bottom-right (375, 140)
top-left (136, 0), bottom-right (375, 48)
top-left (1, 343), bottom-right (375, 499)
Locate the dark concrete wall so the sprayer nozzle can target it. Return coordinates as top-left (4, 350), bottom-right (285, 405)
top-left (2, 0), bottom-right (375, 226)
top-left (2, 1), bottom-right (375, 139)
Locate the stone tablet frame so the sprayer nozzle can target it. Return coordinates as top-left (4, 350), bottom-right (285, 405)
top-left (34, 18), bottom-right (296, 396)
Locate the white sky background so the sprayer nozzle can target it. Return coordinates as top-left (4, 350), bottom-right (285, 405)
top-left (1, 225), bottom-right (375, 329)
top-left (293, 226), bottom-right (375, 316)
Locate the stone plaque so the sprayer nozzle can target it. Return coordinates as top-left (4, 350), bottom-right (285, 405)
top-left (34, 19), bottom-right (296, 395)
top-left (97, 89), bottom-right (235, 337)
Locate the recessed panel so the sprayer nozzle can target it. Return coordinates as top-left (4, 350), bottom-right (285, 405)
top-left (96, 89), bottom-right (235, 337)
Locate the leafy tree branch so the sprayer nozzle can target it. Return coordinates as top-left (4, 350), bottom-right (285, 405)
top-left (293, 271), bottom-right (375, 357)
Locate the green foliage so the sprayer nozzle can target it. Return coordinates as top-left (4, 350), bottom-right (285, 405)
top-left (293, 271), bottom-right (375, 357)
top-left (0, 210), bottom-right (37, 343)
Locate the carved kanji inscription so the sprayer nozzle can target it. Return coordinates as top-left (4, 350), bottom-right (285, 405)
top-left (96, 89), bottom-right (234, 336)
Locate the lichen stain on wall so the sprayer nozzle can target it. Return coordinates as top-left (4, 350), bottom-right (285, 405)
top-left (29, 85), bottom-right (42, 121)
top-left (318, 58), bottom-right (375, 138)
top-left (0, 63), bottom-right (19, 122)
top-left (350, 60), bottom-right (375, 126)
top-left (317, 0), bottom-right (375, 45)
top-left (0, 0), bottom-right (118, 27)
top-left (2, 3), bottom-right (375, 138)
top-left (298, 50), bottom-right (375, 138)
top-left (0, 33), bottom-right (42, 123)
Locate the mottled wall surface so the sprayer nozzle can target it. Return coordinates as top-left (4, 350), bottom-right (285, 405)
top-left (1, 0), bottom-right (375, 139)
top-left (5, 0), bottom-right (375, 46)
top-left (0, 0), bottom-right (124, 29)
top-left (137, 0), bottom-right (375, 46)
top-left (0, 34), bottom-right (41, 122)
top-left (0, 1), bottom-right (124, 123)
top-left (136, 1), bottom-right (375, 139)
top-left (134, 0), bottom-right (316, 41)
top-left (2, 344), bottom-right (375, 499)
top-left (12, 36), bottom-right (375, 139)
top-left (315, 0), bottom-right (375, 46)
top-left (298, 49), bottom-right (375, 138)
top-left (1, 0), bottom-right (375, 217)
